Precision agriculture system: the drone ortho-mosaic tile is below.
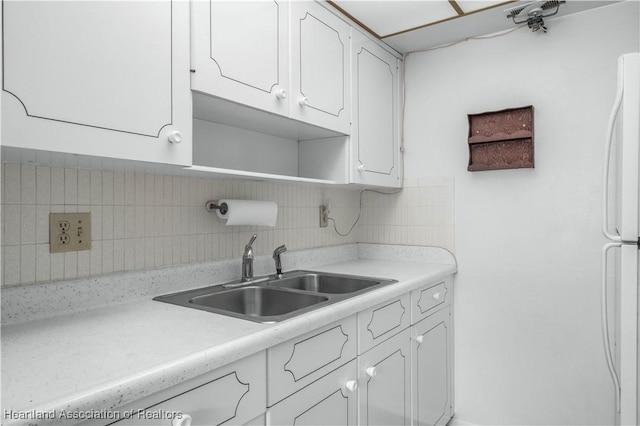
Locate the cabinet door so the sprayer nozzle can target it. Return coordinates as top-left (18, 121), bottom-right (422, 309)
top-left (290, 1), bottom-right (351, 134)
top-left (190, 0), bottom-right (289, 117)
top-left (359, 329), bottom-right (411, 426)
top-left (1, 0), bottom-right (191, 165)
top-left (411, 308), bottom-right (452, 426)
top-left (268, 360), bottom-right (358, 426)
top-left (108, 352), bottom-right (266, 426)
top-left (350, 30), bottom-right (401, 187)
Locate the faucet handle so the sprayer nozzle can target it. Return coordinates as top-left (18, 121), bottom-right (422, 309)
top-left (246, 234), bottom-right (257, 249)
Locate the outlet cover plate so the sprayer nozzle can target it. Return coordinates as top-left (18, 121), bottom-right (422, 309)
top-left (49, 213), bottom-right (91, 253)
top-left (319, 206), bottom-right (328, 228)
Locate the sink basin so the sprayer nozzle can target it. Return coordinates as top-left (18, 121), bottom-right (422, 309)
top-left (267, 272), bottom-right (391, 294)
top-left (189, 286), bottom-right (329, 318)
top-left (154, 270), bottom-right (397, 323)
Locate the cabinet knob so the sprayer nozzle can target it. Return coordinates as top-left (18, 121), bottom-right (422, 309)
top-left (168, 130), bottom-right (182, 144)
top-left (275, 89), bottom-right (287, 99)
top-left (172, 413), bottom-right (192, 426)
top-left (416, 335), bottom-right (425, 344)
top-left (432, 292), bottom-right (441, 300)
top-left (357, 164), bottom-right (366, 172)
top-left (345, 379), bottom-right (358, 392)
top-left (365, 366), bottom-right (378, 377)
top-left (299, 96), bottom-right (309, 106)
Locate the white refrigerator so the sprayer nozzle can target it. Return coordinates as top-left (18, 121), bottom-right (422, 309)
top-left (603, 52), bottom-right (640, 426)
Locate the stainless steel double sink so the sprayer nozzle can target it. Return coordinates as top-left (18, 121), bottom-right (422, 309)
top-left (154, 270), bottom-right (397, 323)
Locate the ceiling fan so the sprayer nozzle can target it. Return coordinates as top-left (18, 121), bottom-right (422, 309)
top-left (505, 0), bottom-right (566, 33)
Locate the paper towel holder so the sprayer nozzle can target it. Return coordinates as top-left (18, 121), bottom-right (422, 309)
top-left (205, 200), bottom-right (228, 215)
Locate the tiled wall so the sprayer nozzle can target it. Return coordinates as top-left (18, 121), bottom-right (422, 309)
top-left (358, 177), bottom-right (454, 251)
top-left (1, 163), bottom-right (455, 287)
top-left (1, 163), bottom-right (361, 286)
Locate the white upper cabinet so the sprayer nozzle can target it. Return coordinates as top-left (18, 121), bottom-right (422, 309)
top-left (191, 0), bottom-right (351, 135)
top-left (1, 0), bottom-right (192, 165)
top-left (350, 29), bottom-right (402, 188)
top-left (289, 1), bottom-right (351, 134)
top-left (190, 0), bottom-right (289, 116)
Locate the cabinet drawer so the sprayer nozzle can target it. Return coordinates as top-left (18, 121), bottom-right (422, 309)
top-left (267, 316), bottom-right (357, 406)
top-left (411, 278), bottom-right (451, 324)
top-left (357, 293), bottom-right (411, 354)
top-left (109, 352), bottom-right (266, 426)
top-left (267, 359), bottom-right (358, 426)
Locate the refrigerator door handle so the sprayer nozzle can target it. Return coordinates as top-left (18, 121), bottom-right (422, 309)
top-left (602, 57), bottom-right (624, 243)
top-left (602, 242), bottom-right (622, 413)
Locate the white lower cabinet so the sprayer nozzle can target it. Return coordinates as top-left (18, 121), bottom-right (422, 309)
top-left (410, 277), bottom-right (454, 426)
top-left (267, 360), bottom-right (359, 426)
top-left (266, 316), bottom-right (358, 406)
top-left (357, 293), bottom-right (411, 354)
top-left (108, 352), bottom-right (266, 426)
top-left (106, 276), bottom-right (454, 426)
top-left (411, 308), bottom-right (452, 426)
top-left (358, 329), bottom-right (412, 426)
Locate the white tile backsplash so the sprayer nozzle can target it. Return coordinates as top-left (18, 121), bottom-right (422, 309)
top-left (4, 164), bottom-right (21, 204)
top-left (51, 167), bottom-right (65, 203)
top-left (64, 168), bottom-right (78, 204)
top-left (2, 163), bottom-right (455, 287)
top-left (20, 164), bottom-right (36, 204)
top-left (2, 163), bottom-right (366, 286)
top-left (357, 178), bottom-right (455, 252)
top-left (4, 245), bottom-right (20, 286)
top-left (36, 165), bottom-right (51, 205)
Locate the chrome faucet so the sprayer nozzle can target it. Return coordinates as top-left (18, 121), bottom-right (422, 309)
top-left (241, 234), bottom-right (257, 282)
top-left (272, 245), bottom-right (287, 277)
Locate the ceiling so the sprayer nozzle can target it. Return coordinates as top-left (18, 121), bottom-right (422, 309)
top-left (327, 0), bottom-right (620, 53)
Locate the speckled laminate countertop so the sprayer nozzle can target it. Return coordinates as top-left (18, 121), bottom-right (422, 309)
top-left (1, 244), bottom-right (456, 426)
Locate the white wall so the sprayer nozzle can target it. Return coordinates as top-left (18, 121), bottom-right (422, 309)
top-left (403, 2), bottom-right (639, 425)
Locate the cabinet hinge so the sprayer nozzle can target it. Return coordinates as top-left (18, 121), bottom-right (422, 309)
top-left (190, 69), bottom-right (196, 73)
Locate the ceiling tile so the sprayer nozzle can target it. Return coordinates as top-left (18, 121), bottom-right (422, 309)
top-left (332, 0), bottom-right (458, 37)
top-left (382, 0), bottom-right (618, 53)
top-left (456, 0), bottom-right (511, 14)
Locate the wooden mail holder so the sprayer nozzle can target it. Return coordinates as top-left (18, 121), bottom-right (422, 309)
top-left (467, 106), bottom-right (534, 172)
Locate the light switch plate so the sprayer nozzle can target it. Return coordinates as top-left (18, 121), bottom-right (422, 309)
top-left (49, 213), bottom-right (91, 253)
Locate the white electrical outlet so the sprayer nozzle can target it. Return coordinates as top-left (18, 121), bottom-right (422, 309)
top-left (49, 213), bottom-right (91, 253)
top-left (319, 206), bottom-right (329, 228)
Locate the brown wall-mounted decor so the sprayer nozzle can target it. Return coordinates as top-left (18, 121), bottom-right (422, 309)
top-left (467, 106), bottom-right (534, 172)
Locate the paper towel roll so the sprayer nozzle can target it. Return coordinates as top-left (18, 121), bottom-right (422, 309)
top-left (215, 199), bottom-right (278, 227)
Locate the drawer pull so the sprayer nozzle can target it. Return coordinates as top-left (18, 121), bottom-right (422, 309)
top-left (416, 335), bottom-right (425, 344)
top-left (172, 413), bottom-right (192, 426)
top-left (345, 379), bottom-right (358, 392)
top-left (366, 366), bottom-right (378, 377)
top-left (432, 292), bottom-right (441, 300)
